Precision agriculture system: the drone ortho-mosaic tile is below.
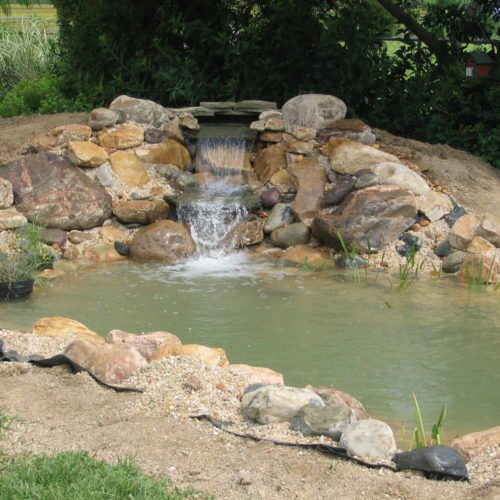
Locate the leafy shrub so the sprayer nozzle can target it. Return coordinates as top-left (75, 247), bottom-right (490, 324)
top-left (0, 76), bottom-right (92, 117)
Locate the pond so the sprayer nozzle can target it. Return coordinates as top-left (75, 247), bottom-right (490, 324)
top-left (1, 254), bottom-right (498, 438)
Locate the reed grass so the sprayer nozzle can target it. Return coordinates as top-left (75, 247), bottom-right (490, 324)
top-left (0, 19), bottom-right (51, 98)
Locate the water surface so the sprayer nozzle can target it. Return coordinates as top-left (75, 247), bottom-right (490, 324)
top-left (1, 253), bottom-right (498, 437)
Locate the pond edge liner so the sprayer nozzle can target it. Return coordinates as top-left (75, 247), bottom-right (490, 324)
top-left (0, 338), bottom-right (143, 393)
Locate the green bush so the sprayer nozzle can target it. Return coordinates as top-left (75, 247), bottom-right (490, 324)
top-left (0, 76), bottom-right (92, 117)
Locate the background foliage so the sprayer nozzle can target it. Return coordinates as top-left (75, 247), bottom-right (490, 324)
top-left (0, 0), bottom-right (498, 167)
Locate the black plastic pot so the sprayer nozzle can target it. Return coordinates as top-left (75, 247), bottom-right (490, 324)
top-left (0, 279), bottom-right (35, 299)
top-left (36, 261), bottom-right (54, 271)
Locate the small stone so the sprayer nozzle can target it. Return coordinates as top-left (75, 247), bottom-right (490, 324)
top-left (270, 222), bottom-right (310, 249)
top-left (324, 176), bottom-right (355, 206)
top-left (114, 241), bottom-right (130, 256)
top-left (433, 240), bottom-right (453, 257)
top-left (113, 199), bottom-right (169, 225)
top-left (442, 251), bottom-right (466, 273)
top-left (82, 242), bottom-right (125, 262)
top-left (237, 470), bottom-right (253, 486)
top-left (269, 170), bottom-right (296, 194)
top-left (62, 246), bottom-right (80, 260)
top-left (446, 205), bottom-right (467, 227)
top-left (0, 208), bottom-right (27, 229)
top-left (0, 178), bottom-right (13, 209)
top-left (354, 173), bottom-right (378, 190)
top-left (467, 236), bottom-right (496, 255)
top-left (68, 230), bottom-right (95, 244)
top-left (478, 214), bottom-right (500, 247)
top-left (144, 128), bottom-right (168, 144)
top-left (399, 233), bottom-right (423, 251)
top-left (449, 214), bottom-right (481, 251)
top-left (264, 118), bottom-right (285, 132)
top-left (417, 191), bottom-right (453, 222)
top-left (41, 228), bottom-right (67, 248)
top-left (263, 204), bottom-right (295, 234)
top-left (88, 108), bottom-right (123, 130)
top-left (96, 163), bottom-right (119, 187)
top-left (260, 187), bottom-right (284, 209)
top-left (184, 374), bottom-right (203, 391)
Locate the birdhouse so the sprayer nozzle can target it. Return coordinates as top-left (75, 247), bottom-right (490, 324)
top-left (465, 51), bottom-right (493, 78)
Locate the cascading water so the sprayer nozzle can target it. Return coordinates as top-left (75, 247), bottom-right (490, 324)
top-left (176, 125), bottom-right (255, 260)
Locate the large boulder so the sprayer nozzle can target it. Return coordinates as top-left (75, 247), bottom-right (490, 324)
top-left (282, 94), bottom-right (347, 131)
top-left (109, 95), bottom-right (173, 128)
top-left (129, 220), bottom-right (196, 262)
top-left (241, 385), bottom-right (325, 424)
top-left (289, 158), bottom-right (327, 220)
top-left (321, 138), bottom-right (399, 175)
top-left (0, 153), bottom-right (112, 230)
top-left (64, 339), bottom-right (147, 384)
top-left (312, 185), bottom-right (418, 253)
top-left (252, 143), bottom-right (287, 183)
top-left (373, 162), bottom-right (430, 196)
top-left (340, 419), bottom-right (396, 459)
top-left (135, 139), bottom-right (191, 170)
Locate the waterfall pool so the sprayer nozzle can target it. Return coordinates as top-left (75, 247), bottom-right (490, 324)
top-left (1, 253), bottom-right (498, 438)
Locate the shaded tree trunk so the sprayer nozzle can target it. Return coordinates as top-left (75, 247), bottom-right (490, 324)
top-left (376, 0), bottom-right (452, 66)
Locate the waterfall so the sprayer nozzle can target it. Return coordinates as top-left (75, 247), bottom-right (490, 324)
top-left (177, 129), bottom-right (254, 259)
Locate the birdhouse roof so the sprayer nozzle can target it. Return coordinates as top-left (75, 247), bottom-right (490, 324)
top-left (469, 51), bottom-right (493, 65)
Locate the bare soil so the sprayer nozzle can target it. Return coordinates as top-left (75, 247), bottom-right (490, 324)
top-left (0, 114), bottom-right (499, 499)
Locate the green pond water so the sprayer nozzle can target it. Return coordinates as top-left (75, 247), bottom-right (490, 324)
top-left (1, 253), bottom-right (498, 438)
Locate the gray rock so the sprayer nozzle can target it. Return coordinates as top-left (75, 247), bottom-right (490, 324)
top-left (0, 153), bottom-right (112, 230)
top-left (241, 385), bottom-right (325, 424)
top-left (270, 222), bottom-right (310, 249)
top-left (0, 178), bottom-right (13, 209)
top-left (41, 228), bottom-right (67, 247)
top-left (114, 241), bottom-right (129, 256)
top-left (156, 164), bottom-right (196, 189)
top-left (291, 403), bottom-right (356, 440)
top-left (335, 254), bottom-right (367, 269)
top-left (442, 251), bottom-right (466, 273)
top-left (340, 419), bottom-right (396, 459)
top-left (264, 204), bottom-right (295, 234)
top-left (417, 191), bottom-right (453, 222)
top-left (478, 214), bottom-right (500, 247)
top-left (96, 163), bottom-right (119, 188)
top-left (399, 233), bottom-right (423, 250)
top-left (282, 94), bottom-right (347, 131)
top-left (88, 107), bottom-right (123, 130)
top-left (394, 445), bottom-right (468, 481)
top-left (373, 162), bottom-right (430, 196)
top-left (434, 240), bottom-right (453, 257)
top-left (324, 176), bottom-right (355, 206)
top-left (354, 173), bottom-right (378, 190)
top-left (109, 95), bottom-right (173, 128)
top-left (446, 205), bottom-right (467, 227)
top-left (144, 128), bottom-right (168, 144)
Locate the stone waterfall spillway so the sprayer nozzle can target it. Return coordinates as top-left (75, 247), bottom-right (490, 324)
top-left (176, 133), bottom-right (253, 259)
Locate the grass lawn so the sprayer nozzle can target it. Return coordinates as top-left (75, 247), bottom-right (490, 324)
top-left (0, 451), bottom-right (207, 499)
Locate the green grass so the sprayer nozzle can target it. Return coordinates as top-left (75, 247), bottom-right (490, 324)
top-left (0, 451), bottom-right (204, 499)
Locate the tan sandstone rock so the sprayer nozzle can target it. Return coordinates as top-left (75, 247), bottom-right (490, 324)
top-left (33, 316), bottom-right (104, 344)
top-left (31, 124), bottom-right (92, 152)
top-left (64, 339), bottom-right (147, 384)
top-left (134, 139), bottom-right (191, 170)
top-left (113, 199), bottom-right (169, 225)
top-left (82, 242), bottom-right (125, 262)
top-left (106, 329), bottom-right (181, 362)
top-left (97, 126), bottom-right (144, 150)
top-left (451, 426), bottom-right (500, 462)
top-left (227, 364), bottom-right (284, 385)
top-left (282, 245), bottom-right (332, 269)
top-left (151, 343), bottom-right (229, 367)
top-left (253, 143), bottom-right (287, 183)
top-left (449, 214), bottom-right (482, 251)
top-left (109, 151), bottom-right (149, 186)
top-left (68, 141), bottom-right (109, 167)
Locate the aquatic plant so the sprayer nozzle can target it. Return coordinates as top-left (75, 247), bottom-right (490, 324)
top-left (396, 243), bottom-right (426, 292)
top-left (409, 393), bottom-right (447, 450)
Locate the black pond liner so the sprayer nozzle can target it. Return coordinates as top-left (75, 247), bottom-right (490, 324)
top-left (0, 279), bottom-right (35, 299)
top-left (0, 338), bottom-right (142, 393)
